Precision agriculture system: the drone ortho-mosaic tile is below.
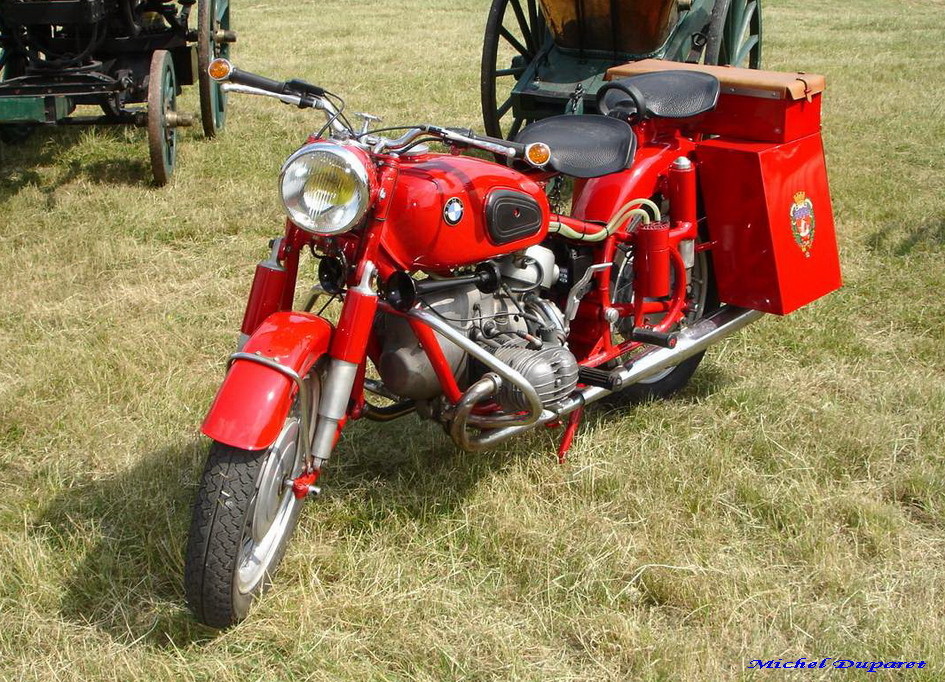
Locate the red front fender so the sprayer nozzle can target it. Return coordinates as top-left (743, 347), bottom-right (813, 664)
top-left (201, 312), bottom-right (334, 451)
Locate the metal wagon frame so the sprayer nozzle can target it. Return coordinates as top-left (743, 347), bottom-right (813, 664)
top-left (0, 0), bottom-right (235, 185)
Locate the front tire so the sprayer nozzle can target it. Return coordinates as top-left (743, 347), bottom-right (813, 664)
top-left (185, 379), bottom-right (316, 627)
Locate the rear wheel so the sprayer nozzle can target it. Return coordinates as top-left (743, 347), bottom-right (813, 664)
top-left (184, 376), bottom-right (318, 627)
top-left (610, 209), bottom-right (718, 401)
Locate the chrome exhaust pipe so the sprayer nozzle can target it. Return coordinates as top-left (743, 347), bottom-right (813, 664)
top-left (450, 306), bottom-right (764, 451)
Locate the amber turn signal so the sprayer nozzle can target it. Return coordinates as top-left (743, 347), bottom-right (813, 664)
top-left (208, 58), bottom-right (233, 81)
top-left (525, 142), bottom-right (551, 168)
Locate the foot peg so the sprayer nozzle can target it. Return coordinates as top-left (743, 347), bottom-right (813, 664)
top-left (630, 328), bottom-right (679, 348)
top-left (578, 366), bottom-right (627, 391)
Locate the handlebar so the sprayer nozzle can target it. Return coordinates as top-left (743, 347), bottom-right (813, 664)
top-left (209, 59), bottom-right (545, 166)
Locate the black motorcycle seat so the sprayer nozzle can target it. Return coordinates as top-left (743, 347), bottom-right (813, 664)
top-left (602, 71), bottom-right (720, 120)
top-left (515, 114), bottom-right (636, 179)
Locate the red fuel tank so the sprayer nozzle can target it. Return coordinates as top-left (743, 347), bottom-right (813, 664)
top-left (380, 154), bottom-right (550, 272)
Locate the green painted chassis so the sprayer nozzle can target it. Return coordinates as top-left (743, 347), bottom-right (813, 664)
top-left (0, 32), bottom-right (195, 126)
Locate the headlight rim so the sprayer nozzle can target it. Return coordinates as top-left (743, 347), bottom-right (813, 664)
top-left (278, 142), bottom-right (372, 236)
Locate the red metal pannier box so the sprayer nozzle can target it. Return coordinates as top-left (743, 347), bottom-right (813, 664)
top-left (607, 60), bottom-right (842, 315)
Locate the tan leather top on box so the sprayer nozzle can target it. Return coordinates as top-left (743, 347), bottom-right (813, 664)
top-left (607, 59), bottom-right (826, 101)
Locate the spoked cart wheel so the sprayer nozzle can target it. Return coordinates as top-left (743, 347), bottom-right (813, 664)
top-left (480, 0), bottom-right (547, 140)
top-left (705, 0), bottom-right (763, 68)
top-left (147, 49), bottom-right (179, 186)
top-left (197, 0), bottom-right (233, 138)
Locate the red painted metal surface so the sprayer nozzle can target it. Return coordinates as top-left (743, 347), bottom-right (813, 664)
top-left (408, 317), bottom-right (464, 404)
top-left (291, 470), bottom-right (320, 499)
top-left (696, 93), bottom-right (822, 144)
top-left (329, 287), bottom-right (378, 363)
top-left (202, 312), bottom-right (333, 450)
top-left (696, 133), bottom-right (841, 314)
top-left (634, 222), bottom-right (671, 299)
top-left (557, 407), bottom-right (583, 464)
top-left (380, 154), bottom-right (550, 272)
top-left (240, 257), bottom-right (288, 337)
top-left (571, 139), bottom-right (688, 222)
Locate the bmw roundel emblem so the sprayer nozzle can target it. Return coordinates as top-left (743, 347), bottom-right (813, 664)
top-left (443, 197), bottom-right (464, 225)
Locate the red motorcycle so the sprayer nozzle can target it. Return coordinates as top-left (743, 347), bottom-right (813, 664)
top-left (185, 57), bottom-right (841, 627)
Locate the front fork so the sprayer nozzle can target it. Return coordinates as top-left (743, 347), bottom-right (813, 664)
top-left (308, 261), bottom-right (378, 470)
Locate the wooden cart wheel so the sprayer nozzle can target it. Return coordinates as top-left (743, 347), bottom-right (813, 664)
top-left (705, 0), bottom-right (762, 68)
top-left (197, 0), bottom-right (231, 138)
top-left (147, 50), bottom-right (179, 186)
top-left (480, 0), bottom-right (546, 140)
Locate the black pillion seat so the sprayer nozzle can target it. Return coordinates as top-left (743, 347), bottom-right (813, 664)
top-left (515, 114), bottom-right (637, 179)
top-left (601, 71), bottom-right (721, 121)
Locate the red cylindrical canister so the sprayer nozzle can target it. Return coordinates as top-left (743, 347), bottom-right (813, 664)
top-left (240, 246), bottom-right (287, 336)
top-left (634, 222), bottom-right (671, 299)
top-left (668, 156), bottom-right (697, 231)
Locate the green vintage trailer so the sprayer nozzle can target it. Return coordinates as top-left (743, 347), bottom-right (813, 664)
top-left (0, 0), bottom-right (234, 185)
top-left (481, 0), bottom-right (762, 138)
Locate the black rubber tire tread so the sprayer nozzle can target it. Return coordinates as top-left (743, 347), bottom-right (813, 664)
top-left (620, 351), bottom-right (708, 402)
top-left (184, 441), bottom-right (265, 628)
top-left (616, 246), bottom-right (720, 403)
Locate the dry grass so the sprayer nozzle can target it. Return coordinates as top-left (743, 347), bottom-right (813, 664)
top-left (1, 0), bottom-right (944, 679)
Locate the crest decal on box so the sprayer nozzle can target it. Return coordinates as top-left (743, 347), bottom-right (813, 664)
top-left (789, 191), bottom-right (816, 257)
top-left (791, 191), bottom-right (816, 258)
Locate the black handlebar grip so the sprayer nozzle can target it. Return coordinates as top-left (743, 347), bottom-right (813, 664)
top-left (228, 67), bottom-right (293, 94)
top-left (286, 79), bottom-right (326, 97)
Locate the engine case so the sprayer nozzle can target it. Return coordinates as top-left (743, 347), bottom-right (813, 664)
top-left (493, 344), bottom-right (579, 411)
top-left (375, 285), bottom-right (480, 400)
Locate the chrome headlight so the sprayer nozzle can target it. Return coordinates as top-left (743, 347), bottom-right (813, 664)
top-left (279, 143), bottom-right (371, 235)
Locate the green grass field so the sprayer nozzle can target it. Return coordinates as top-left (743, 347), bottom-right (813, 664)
top-left (1, 0), bottom-right (944, 679)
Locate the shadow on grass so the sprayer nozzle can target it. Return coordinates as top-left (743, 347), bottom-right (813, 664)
top-left (34, 438), bottom-right (218, 649)
top-left (30, 418), bottom-right (505, 649)
top-left (0, 125), bottom-right (153, 201)
top-left (866, 215), bottom-right (945, 255)
top-left (31, 360), bottom-right (732, 649)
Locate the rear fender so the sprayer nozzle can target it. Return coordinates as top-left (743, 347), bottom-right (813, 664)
top-left (201, 312), bottom-right (334, 451)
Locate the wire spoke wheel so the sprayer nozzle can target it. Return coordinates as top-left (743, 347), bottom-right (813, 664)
top-left (480, 0), bottom-right (545, 139)
top-left (705, 0), bottom-right (762, 68)
top-left (147, 50), bottom-right (178, 186)
top-left (197, 0), bottom-right (231, 137)
top-left (609, 200), bottom-right (718, 400)
top-left (185, 375), bottom-right (320, 628)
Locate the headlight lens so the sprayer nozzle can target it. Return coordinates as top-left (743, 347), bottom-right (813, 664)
top-left (279, 143), bottom-right (371, 235)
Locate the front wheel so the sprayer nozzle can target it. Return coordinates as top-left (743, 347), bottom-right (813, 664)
top-left (184, 378), bottom-right (317, 627)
